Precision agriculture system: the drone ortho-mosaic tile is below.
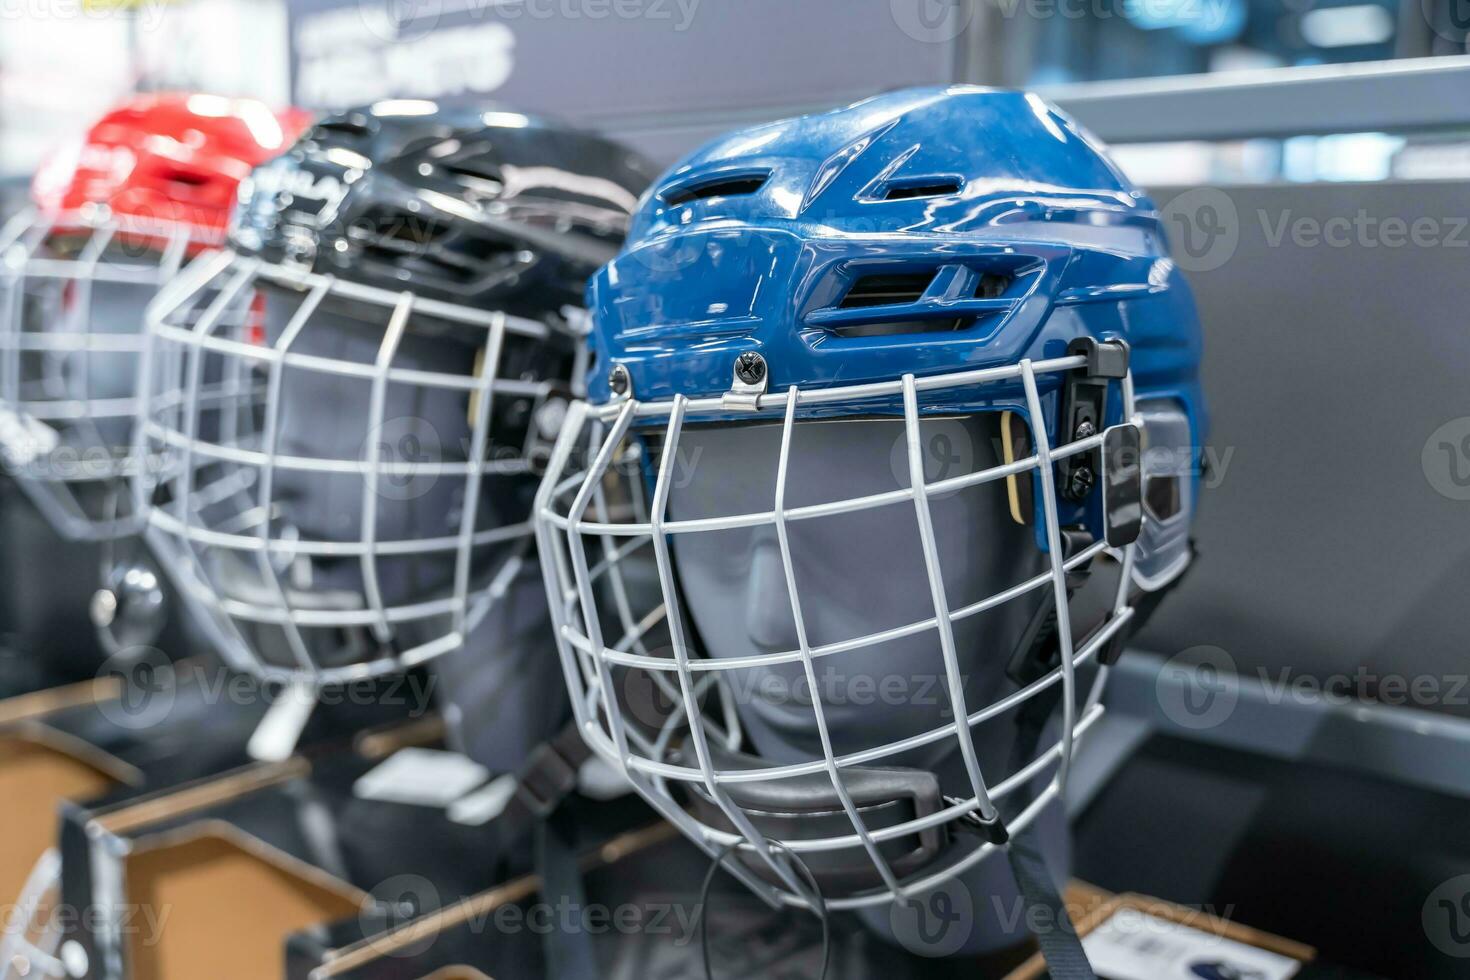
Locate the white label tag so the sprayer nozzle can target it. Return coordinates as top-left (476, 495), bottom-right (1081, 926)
top-left (576, 756), bottom-right (632, 801)
top-left (1083, 907), bottom-right (1302, 980)
top-left (447, 774), bottom-right (518, 826)
top-left (354, 748), bottom-right (489, 809)
top-left (246, 680), bottom-right (316, 762)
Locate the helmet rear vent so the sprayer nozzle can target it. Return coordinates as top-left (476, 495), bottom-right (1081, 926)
top-left (313, 119), bottom-right (372, 141)
top-left (839, 271), bottom-right (936, 309)
top-left (826, 317), bottom-right (967, 338)
top-left (355, 206), bottom-right (449, 247)
top-left (976, 272), bottom-right (1011, 299)
top-left (880, 176), bottom-right (962, 201)
top-left (662, 172), bottom-right (769, 207)
top-left (808, 261), bottom-right (1032, 338)
top-left (161, 169), bottom-right (210, 189)
top-left (440, 146), bottom-right (503, 185)
top-left (445, 162), bottom-right (503, 186)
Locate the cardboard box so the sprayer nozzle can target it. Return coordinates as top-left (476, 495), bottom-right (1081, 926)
top-left (0, 715), bottom-right (137, 901)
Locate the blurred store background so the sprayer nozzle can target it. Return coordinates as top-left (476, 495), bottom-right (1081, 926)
top-left (2, 0), bottom-right (1468, 193)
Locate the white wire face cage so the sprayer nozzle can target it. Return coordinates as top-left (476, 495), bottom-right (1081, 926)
top-left (135, 249), bottom-right (577, 688)
top-left (535, 353), bottom-right (1149, 912)
top-left (0, 208), bottom-right (219, 541)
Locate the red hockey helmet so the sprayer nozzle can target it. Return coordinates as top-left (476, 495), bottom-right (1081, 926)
top-left (0, 94), bottom-right (313, 541)
top-left (31, 92), bottom-right (314, 248)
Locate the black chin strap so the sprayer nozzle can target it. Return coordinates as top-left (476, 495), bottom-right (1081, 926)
top-left (988, 528), bottom-right (1103, 977)
top-left (497, 723), bottom-right (600, 980)
top-left (1007, 825), bottom-right (1098, 979)
top-left (534, 806), bottom-right (599, 980)
top-left (951, 791), bottom-right (1096, 978)
top-left (999, 680), bottom-right (1099, 980)
top-left (989, 535), bottom-right (1199, 977)
top-left (950, 677), bottom-right (1096, 979)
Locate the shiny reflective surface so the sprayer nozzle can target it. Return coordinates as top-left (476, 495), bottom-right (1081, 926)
top-left (589, 86), bottom-right (1205, 452)
top-left (231, 100), bottom-right (659, 309)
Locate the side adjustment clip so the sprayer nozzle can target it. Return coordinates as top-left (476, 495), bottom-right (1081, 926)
top-left (1057, 337), bottom-right (1129, 502)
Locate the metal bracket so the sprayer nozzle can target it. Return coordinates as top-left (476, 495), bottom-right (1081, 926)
top-left (722, 351), bottom-right (769, 412)
top-left (1057, 337), bottom-right (1129, 502)
top-left (947, 797), bottom-right (1011, 845)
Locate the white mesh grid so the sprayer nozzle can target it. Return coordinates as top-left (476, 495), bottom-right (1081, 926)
top-left (534, 354), bottom-right (1140, 911)
top-left (0, 208), bottom-right (222, 541)
top-left (135, 250), bottom-right (570, 687)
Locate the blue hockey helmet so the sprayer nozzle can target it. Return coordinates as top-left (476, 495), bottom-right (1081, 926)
top-left (535, 87), bottom-right (1207, 924)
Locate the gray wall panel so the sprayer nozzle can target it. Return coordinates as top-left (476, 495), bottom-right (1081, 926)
top-left (1139, 180), bottom-right (1470, 716)
top-left (287, 0), bottom-right (963, 163)
top-left (1047, 55), bottom-right (1470, 143)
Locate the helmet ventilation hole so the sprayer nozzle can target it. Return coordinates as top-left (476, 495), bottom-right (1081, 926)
top-left (881, 176), bottom-right (962, 200)
top-left (661, 172), bottom-right (770, 207)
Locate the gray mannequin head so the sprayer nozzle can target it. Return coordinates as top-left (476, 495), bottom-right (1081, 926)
top-left (665, 414), bottom-right (1072, 954)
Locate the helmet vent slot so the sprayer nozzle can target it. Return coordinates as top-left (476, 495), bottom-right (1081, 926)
top-left (881, 176), bottom-right (962, 200)
top-left (161, 169), bottom-right (210, 189)
top-left (809, 262), bottom-right (1030, 337)
top-left (354, 207), bottom-right (449, 247)
top-left (313, 119), bottom-right (372, 141)
top-left (661, 172), bottom-right (769, 207)
top-left (826, 317), bottom-right (968, 338)
top-left (976, 272), bottom-right (1011, 299)
top-left (459, 234), bottom-right (515, 260)
top-left (442, 152), bottom-right (503, 185)
top-left (838, 271), bottom-right (936, 309)
top-left (1144, 474), bottom-right (1182, 522)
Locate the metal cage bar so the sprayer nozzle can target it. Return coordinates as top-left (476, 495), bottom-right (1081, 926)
top-left (772, 385), bottom-right (908, 898)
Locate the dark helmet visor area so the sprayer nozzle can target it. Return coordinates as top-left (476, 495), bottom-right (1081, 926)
top-left (137, 253), bottom-right (571, 684)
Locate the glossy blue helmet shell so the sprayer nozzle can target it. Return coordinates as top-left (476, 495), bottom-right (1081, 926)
top-left (586, 85), bottom-right (1204, 441)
